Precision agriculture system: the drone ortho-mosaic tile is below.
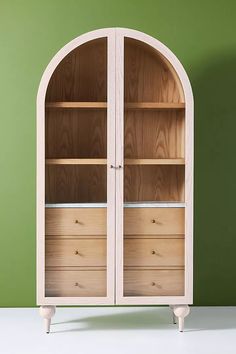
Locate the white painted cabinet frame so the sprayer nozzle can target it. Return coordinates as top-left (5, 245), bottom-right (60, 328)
top-left (37, 28), bottom-right (194, 333)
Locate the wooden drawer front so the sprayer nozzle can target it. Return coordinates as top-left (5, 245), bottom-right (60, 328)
top-left (124, 208), bottom-right (184, 235)
top-left (46, 208), bottom-right (106, 235)
top-left (124, 238), bottom-right (184, 267)
top-left (124, 269), bottom-right (184, 296)
top-left (46, 239), bottom-right (106, 267)
top-left (46, 270), bottom-right (106, 297)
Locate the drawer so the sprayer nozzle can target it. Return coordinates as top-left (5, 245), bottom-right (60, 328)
top-left (46, 239), bottom-right (106, 267)
top-left (124, 238), bottom-right (184, 267)
top-left (124, 208), bottom-right (184, 235)
top-left (45, 270), bottom-right (106, 297)
top-left (46, 208), bottom-right (106, 235)
top-left (124, 269), bottom-right (184, 296)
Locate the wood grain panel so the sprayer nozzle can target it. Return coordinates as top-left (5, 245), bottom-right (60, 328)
top-left (124, 38), bottom-right (184, 103)
top-left (46, 239), bottom-right (106, 267)
top-left (124, 269), bottom-right (184, 296)
top-left (46, 38), bottom-right (107, 102)
top-left (45, 208), bottom-right (106, 235)
top-left (45, 269), bottom-right (106, 297)
top-left (124, 165), bottom-right (185, 202)
top-left (45, 109), bottom-right (107, 159)
top-left (46, 165), bottom-right (107, 203)
top-left (124, 208), bottom-right (184, 235)
top-left (125, 110), bottom-right (184, 159)
top-left (124, 238), bottom-right (184, 267)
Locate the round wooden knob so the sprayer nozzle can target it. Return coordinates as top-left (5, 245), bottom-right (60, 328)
top-left (75, 282), bottom-right (79, 287)
top-left (151, 250), bottom-right (156, 255)
top-left (75, 250), bottom-right (79, 255)
top-left (151, 282), bottom-right (156, 286)
top-left (151, 219), bottom-right (156, 223)
top-left (75, 219), bottom-right (79, 224)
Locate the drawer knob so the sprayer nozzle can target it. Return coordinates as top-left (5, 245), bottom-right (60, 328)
top-left (151, 281), bottom-right (162, 289)
top-left (151, 219), bottom-right (161, 225)
top-left (75, 282), bottom-right (79, 287)
top-left (151, 250), bottom-right (156, 255)
top-left (75, 250), bottom-right (80, 255)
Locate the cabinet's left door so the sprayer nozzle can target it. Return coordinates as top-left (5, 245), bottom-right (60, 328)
top-left (37, 32), bottom-right (116, 305)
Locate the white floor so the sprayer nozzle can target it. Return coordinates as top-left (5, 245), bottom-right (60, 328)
top-left (0, 307), bottom-right (235, 354)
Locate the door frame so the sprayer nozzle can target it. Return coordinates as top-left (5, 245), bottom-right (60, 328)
top-left (37, 28), bottom-right (116, 305)
top-left (115, 28), bottom-right (194, 305)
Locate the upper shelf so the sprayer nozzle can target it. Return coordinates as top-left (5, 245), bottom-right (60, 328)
top-left (46, 102), bottom-right (107, 109)
top-left (46, 102), bottom-right (185, 110)
top-left (46, 158), bottom-right (185, 165)
top-left (125, 102), bottom-right (185, 109)
top-left (46, 158), bottom-right (107, 165)
top-left (125, 158), bottom-right (185, 165)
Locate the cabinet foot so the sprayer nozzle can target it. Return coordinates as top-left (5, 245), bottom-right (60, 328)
top-left (172, 305), bottom-right (190, 332)
top-left (39, 306), bottom-right (56, 333)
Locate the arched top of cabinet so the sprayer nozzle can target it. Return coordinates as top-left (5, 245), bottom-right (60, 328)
top-left (37, 28), bottom-right (193, 110)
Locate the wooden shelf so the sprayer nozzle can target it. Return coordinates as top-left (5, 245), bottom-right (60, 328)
top-left (46, 158), bottom-right (107, 165)
top-left (124, 159), bottom-right (185, 165)
top-left (46, 102), bottom-right (107, 109)
top-left (45, 202), bottom-right (185, 208)
top-left (46, 158), bottom-right (185, 165)
top-left (125, 102), bottom-right (185, 109)
top-left (46, 102), bottom-right (185, 110)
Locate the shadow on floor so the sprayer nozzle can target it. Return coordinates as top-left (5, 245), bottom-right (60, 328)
top-left (51, 307), bottom-right (236, 333)
top-left (52, 308), bottom-right (171, 333)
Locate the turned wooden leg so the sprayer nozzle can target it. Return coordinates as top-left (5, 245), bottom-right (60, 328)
top-left (172, 305), bottom-right (190, 332)
top-left (39, 306), bottom-right (56, 333)
top-left (169, 305), bottom-right (177, 324)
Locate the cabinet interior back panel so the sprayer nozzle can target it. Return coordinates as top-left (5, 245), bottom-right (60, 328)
top-left (45, 109), bottom-right (107, 158)
top-left (45, 38), bottom-right (107, 102)
top-left (124, 165), bottom-right (185, 202)
top-left (46, 165), bottom-right (107, 203)
top-left (125, 110), bottom-right (184, 159)
top-left (124, 38), bottom-right (184, 103)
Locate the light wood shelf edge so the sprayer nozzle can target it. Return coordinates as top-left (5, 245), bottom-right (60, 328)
top-left (124, 158), bottom-right (185, 165)
top-left (46, 158), bottom-right (107, 165)
top-left (125, 102), bottom-right (185, 109)
top-left (46, 102), bottom-right (107, 108)
top-left (45, 202), bottom-right (185, 208)
top-left (46, 101), bottom-right (185, 109)
top-left (46, 158), bottom-right (185, 165)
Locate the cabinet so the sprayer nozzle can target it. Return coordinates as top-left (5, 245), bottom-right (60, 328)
top-left (37, 28), bottom-right (193, 333)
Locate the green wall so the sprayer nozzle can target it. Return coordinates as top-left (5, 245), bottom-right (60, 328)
top-left (0, 0), bottom-right (236, 306)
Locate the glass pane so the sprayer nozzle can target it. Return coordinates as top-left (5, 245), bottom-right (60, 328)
top-left (44, 38), bottom-right (108, 297)
top-left (123, 38), bottom-right (185, 297)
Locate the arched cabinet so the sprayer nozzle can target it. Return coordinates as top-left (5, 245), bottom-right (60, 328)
top-left (37, 28), bottom-right (193, 333)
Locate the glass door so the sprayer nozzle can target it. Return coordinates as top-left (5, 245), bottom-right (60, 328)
top-left (44, 35), bottom-right (116, 303)
top-left (116, 36), bottom-right (186, 303)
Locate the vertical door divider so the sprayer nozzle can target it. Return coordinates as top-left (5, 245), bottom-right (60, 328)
top-left (115, 30), bottom-right (124, 303)
top-left (107, 30), bottom-right (116, 304)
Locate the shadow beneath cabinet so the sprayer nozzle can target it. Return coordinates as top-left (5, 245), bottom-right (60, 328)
top-left (52, 308), bottom-right (172, 333)
top-left (51, 307), bottom-right (236, 333)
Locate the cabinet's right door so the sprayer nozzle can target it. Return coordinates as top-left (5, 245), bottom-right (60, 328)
top-left (115, 30), bottom-right (193, 305)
